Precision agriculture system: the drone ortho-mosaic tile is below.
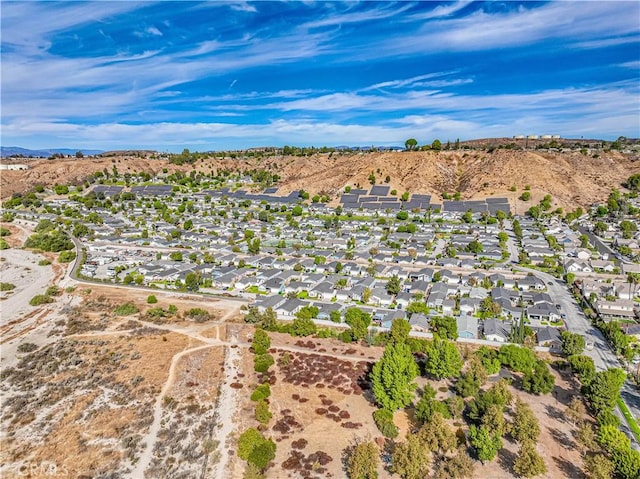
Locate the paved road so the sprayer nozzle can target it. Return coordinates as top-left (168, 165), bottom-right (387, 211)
top-left (517, 265), bottom-right (640, 448)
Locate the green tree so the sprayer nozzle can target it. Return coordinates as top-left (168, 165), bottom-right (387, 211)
top-left (371, 342), bottom-right (419, 411)
top-left (253, 354), bottom-right (275, 373)
top-left (391, 435), bottom-right (430, 479)
top-left (455, 355), bottom-right (488, 398)
top-left (290, 315), bottom-right (317, 337)
top-left (405, 138), bottom-right (418, 151)
top-left (237, 428), bottom-right (276, 471)
top-left (568, 354), bottom-right (596, 385)
top-left (418, 412), bottom-right (456, 455)
top-left (406, 301), bottom-right (429, 315)
top-left (385, 275), bottom-right (401, 295)
top-left (147, 295), bottom-right (158, 304)
top-left (522, 360), bottom-right (555, 395)
top-left (184, 271), bottom-right (202, 291)
top-left (499, 344), bottom-right (536, 373)
top-left (511, 398), bottom-right (540, 443)
top-left (430, 316), bottom-right (458, 340)
top-left (584, 368), bottom-right (626, 414)
top-left (415, 385), bottom-right (451, 423)
top-left (346, 440), bottom-right (379, 479)
top-left (432, 448), bottom-right (475, 479)
top-left (468, 425), bottom-right (501, 463)
top-left (425, 335), bottom-right (463, 379)
top-left (344, 308), bottom-right (372, 341)
top-left (372, 408), bottom-right (399, 438)
top-left (432, 139), bottom-right (442, 150)
top-left (252, 328), bottom-right (271, 355)
top-left (513, 440), bottom-right (547, 478)
top-left (561, 331), bottom-right (585, 356)
top-left (389, 318), bottom-right (411, 345)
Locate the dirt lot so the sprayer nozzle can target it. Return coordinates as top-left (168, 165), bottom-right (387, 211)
top-left (0, 280), bottom-right (242, 479)
top-left (227, 333), bottom-right (586, 479)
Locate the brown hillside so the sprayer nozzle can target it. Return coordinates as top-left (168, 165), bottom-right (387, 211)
top-left (1, 150), bottom-right (638, 210)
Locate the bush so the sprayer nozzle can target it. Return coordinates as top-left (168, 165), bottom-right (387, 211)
top-left (254, 353), bottom-right (274, 373)
top-left (0, 227), bottom-right (11, 236)
top-left (46, 286), bottom-right (62, 296)
top-left (186, 307), bottom-right (211, 322)
top-left (0, 239), bottom-right (9, 250)
top-left (58, 250), bottom-right (76, 263)
top-left (25, 230), bottom-right (73, 252)
top-left (250, 383), bottom-right (271, 401)
top-left (17, 343), bottom-right (38, 353)
top-left (252, 329), bottom-right (271, 355)
top-left (113, 302), bottom-right (139, 316)
top-left (0, 282), bottom-right (16, 291)
top-left (38, 259), bottom-right (51, 266)
top-left (255, 399), bottom-right (272, 424)
top-left (29, 294), bottom-right (53, 306)
top-left (499, 344), bottom-right (536, 373)
top-left (147, 295), bottom-right (158, 304)
top-left (373, 409), bottom-right (398, 438)
top-left (237, 428), bottom-right (276, 470)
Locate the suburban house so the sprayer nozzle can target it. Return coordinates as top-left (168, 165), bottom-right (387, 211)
top-left (483, 318), bottom-right (512, 342)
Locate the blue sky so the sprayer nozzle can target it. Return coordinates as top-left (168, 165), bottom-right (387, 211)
top-left (1, 1), bottom-right (639, 151)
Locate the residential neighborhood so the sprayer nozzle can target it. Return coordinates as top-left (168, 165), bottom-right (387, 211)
top-left (7, 169), bottom-right (639, 352)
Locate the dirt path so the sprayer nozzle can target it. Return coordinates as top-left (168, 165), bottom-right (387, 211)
top-left (210, 332), bottom-right (241, 479)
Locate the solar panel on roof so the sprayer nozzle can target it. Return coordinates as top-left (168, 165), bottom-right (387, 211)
top-left (412, 194), bottom-right (431, 201)
top-left (370, 185), bottom-right (390, 196)
top-left (361, 202), bottom-right (380, 209)
top-left (486, 197), bottom-right (509, 203)
top-left (264, 187), bottom-right (278, 194)
top-left (350, 189), bottom-right (368, 195)
top-left (341, 194), bottom-right (358, 203)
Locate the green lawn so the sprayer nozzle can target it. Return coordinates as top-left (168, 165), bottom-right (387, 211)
top-left (617, 398), bottom-right (640, 443)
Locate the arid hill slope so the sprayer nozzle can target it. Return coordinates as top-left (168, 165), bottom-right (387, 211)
top-left (1, 150), bottom-right (638, 210)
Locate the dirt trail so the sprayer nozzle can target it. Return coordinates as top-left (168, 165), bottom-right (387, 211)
top-left (127, 341), bottom-right (222, 479)
top-left (210, 333), bottom-right (241, 479)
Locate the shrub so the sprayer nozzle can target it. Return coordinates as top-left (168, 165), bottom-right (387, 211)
top-left (147, 295), bottom-right (158, 304)
top-left (25, 230), bottom-right (73, 252)
top-left (46, 286), bottom-right (62, 296)
top-left (113, 302), bottom-right (139, 316)
top-left (0, 227), bottom-right (11, 236)
top-left (373, 409), bottom-right (398, 438)
top-left (252, 329), bottom-right (271, 355)
top-left (255, 399), bottom-right (272, 424)
top-left (0, 282), bottom-right (16, 291)
top-left (29, 294), bottom-right (53, 306)
top-left (0, 239), bottom-right (9, 250)
top-left (254, 353), bottom-right (274, 373)
top-left (186, 307), bottom-right (211, 322)
top-left (38, 259), bottom-right (51, 266)
top-left (17, 343), bottom-right (38, 353)
top-left (237, 428), bottom-right (276, 470)
top-left (58, 250), bottom-right (76, 263)
top-left (250, 383), bottom-right (271, 401)
top-left (499, 344), bottom-right (536, 373)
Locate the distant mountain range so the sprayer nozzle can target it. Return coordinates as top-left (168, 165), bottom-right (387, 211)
top-left (1, 146), bottom-right (104, 158)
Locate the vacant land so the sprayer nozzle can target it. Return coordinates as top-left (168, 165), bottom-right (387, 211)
top-left (2, 148), bottom-right (637, 209)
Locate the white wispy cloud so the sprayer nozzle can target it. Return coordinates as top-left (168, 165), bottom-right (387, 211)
top-left (302, 2), bottom-right (414, 29)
